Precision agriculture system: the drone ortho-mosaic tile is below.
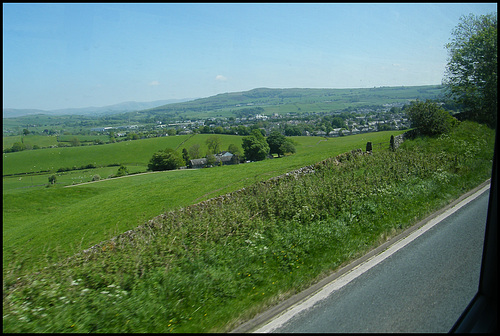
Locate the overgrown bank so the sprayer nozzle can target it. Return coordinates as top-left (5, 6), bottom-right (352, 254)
top-left (3, 121), bottom-right (495, 333)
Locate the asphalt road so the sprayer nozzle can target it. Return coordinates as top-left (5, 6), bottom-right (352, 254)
top-left (253, 185), bottom-right (490, 333)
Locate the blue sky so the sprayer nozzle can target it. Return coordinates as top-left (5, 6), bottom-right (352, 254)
top-left (3, 3), bottom-right (497, 110)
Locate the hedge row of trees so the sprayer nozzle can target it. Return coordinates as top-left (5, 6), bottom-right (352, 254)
top-left (148, 130), bottom-right (297, 172)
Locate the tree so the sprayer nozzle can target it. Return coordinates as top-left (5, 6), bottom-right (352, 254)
top-left (115, 164), bottom-right (129, 177)
top-left (266, 130), bottom-right (287, 157)
top-left (188, 143), bottom-right (201, 160)
top-left (10, 142), bottom-right (26, 152)
top-left (227, 144), bottom-right (241, 157)
top-left (182, 148), bottom-right (190, 165)
top-left (406, 100), bottom-right (458, 136)
top-left (267, 130), bottom-right (296, 157)
top-left (48, 174), bottom-right (57, 185)
top-left (69, 137), bottom-right (81, 147)
top-left (279, 141), bottom-right (296, 155)
top-left (126, 133), bottom-right (139, 140)
top-left (206, 135), bottom-right (221, 154)
top-left (242, 129), bottom-right (270, 161)
top-left (443, 12), bottom-right (497, 128)
top-left (148, 148), bottom-right (185, 171)
top-left (206, 153), bottom-right (216, 167)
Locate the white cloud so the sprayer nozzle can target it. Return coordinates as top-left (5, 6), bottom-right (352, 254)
top-left (215, 75), bottom-right (227, 81)
top-left (149, 80), bottom-right (160, 86)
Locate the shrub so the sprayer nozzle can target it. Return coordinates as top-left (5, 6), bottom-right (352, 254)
top-left (48, 175), bottom-right (57, 185)
top-left (115, 164), bottom-right (129, 177)
top-left (148, 148), bottom-right (185, 171)
top-left (406, 100), bottom-right (458, 136)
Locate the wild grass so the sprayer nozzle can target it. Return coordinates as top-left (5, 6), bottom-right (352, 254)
top-left (2, 121), bottom-right (495, 333)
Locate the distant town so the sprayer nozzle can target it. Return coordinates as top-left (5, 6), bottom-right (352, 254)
top-left (85, 102), bottom-right (410, 141)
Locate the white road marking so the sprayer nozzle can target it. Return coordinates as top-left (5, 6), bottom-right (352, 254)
top-left (254, 184), bottom-right (490, 333)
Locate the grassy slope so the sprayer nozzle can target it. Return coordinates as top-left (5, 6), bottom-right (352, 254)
top-left (2, 121), bottom-right (494, 333)
top-left (2, 134), bottom-right (248, 176)
top-left (3, 131), bottom-right (402, 273)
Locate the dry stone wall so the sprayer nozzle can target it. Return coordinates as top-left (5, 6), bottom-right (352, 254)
top-left (75, 148), bottom-right (368, 259)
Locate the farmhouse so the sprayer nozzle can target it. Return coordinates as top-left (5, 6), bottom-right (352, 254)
top-left (189, 152), bottom-right (237, 169)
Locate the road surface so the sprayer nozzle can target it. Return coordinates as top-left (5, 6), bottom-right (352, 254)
top-left (252, 184), bottom-right (490, 333)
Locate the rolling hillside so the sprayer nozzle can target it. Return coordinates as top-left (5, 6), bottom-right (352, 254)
top-left (132, 85), bottom-right (444, 120)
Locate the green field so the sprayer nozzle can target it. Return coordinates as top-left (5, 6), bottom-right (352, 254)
top-left (2, 134), bottom-right (59, 150)
top-left (2, 121), bottom-right (495, 333)
top-left (3, 131), bottom-right (402, 273)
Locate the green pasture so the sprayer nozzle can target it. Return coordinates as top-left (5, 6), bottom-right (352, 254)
top-left (3, 131), bottom-right (403, 273)
top-left (2, 135), bottom-right (187, 175)
top-left (3, 135), bottom-right (59, 150)
top-left (2, 134), bottom-right (249, 176)
top-left (56, 134), bottom-right (110, 143)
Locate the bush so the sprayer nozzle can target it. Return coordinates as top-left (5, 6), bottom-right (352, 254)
top-left (48, 175), bottom-right (57, 185)
top-left (148, 148), bottom-right (185, 171)
top-left (115, 164), bottom-right (129, 177)
top-left (406, 100), bottom-right (458, 136)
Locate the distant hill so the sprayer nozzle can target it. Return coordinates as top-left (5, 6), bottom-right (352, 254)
top-left (3, 86), bottom-right (445, 130)
top-left (131, 85), bottom-right (444, 120)
top-left (3, 98), bottom-right (197, 118)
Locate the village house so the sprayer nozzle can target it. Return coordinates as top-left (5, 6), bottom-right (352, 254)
top-left (189, 152), bottom-right (237, 169)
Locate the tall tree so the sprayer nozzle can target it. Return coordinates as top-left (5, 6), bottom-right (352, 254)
top-left (266, 129), bottom-right (296, 157)
top-left (188, 143), bottom-right (201, 160)
top-left (242, 129), bottom-right (270, 161)
top-left (182, 148), bottom-right (190, 165)
top-left (267, 130), bottom-right (287, 157)
top-left (148, 148), bottom-right (185, 171)
top-left (443, 12), bottom-right (497, 128)
top-left (206, 135), bottom-right (221, 154)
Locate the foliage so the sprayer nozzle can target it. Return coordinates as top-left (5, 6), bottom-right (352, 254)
top-left (206, 153), bottom-right (216, 167)
top-left (188, 143), bottom-right (202, 160)
top-left (206, 135), bottom-right (222, 154)
top-left (69, 137), bottom-right (81, 147)
top-left (443, 12), bottom-right (497, 128)
top-left (5, 142), bottom-right (26, 153)
top-left (115, 164), bottom-right (129, 177)
top-left (406, 100), bottom-right (458, 136)
top-left (242, 129), bottom-right (270, 161)
top-left (147, 148), bottom-right (185, 171)
top-left (227, 143), bottom-right (242, 158)
top-left (279, 141), bottom-right (296, 155)
top-left (48, 174), bottom-right (57, 185)
top-left (267, 130), bottom-right (295, 157)
top-left (182, 148), bottom-right (190, 165)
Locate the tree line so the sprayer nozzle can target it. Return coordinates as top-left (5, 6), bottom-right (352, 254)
top-left (147, 130), bottom-right (296, 172)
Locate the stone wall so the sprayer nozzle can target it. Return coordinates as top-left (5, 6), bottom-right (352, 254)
top-left (391, 129), bottom-right (418, 150)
